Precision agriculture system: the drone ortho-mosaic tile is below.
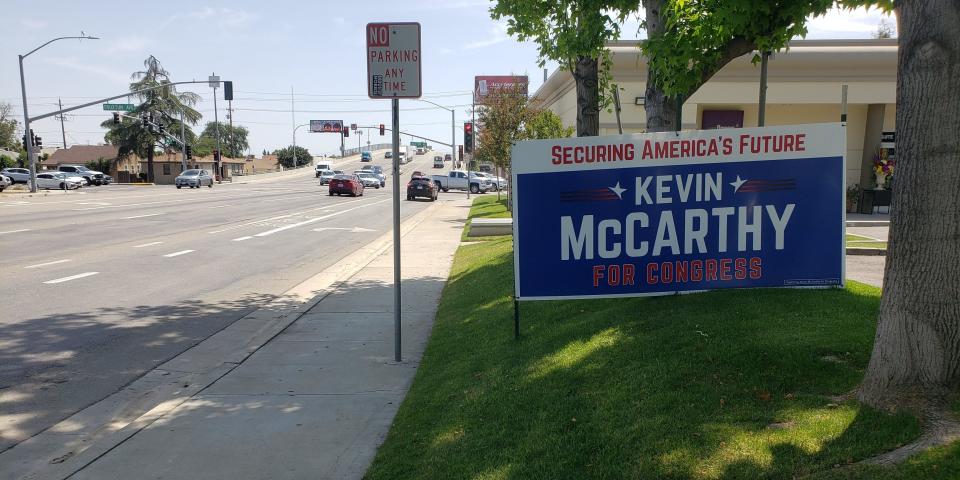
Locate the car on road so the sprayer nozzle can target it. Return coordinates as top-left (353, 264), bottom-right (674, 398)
top-left (384, 151), bottom-right (392, 158)
top-left (361, 165), bottom-right (386, 186)
top-left (361, 151), bottom-right (373, 162)
top-left (318, 169), bottom-right (336, 185)
top-left (0, 173), bottom-right (11, 191)
top-left (1, 167), bottom-right (31, 184)
top-left (34, 172), bottom-right (82, 190)
top-left (433, 156), bottom-right (444, 168)
top-left (329, 173), bottom-right (364, 196)
top-left (175, 169), bottom-right (214, 189)
top-left (354, 170), bottom-right (381, 189)
top-left (315, 161), bottom-right (334, 177)
top-left (444, 153), bottom-right (452, 162)
top-left (407, 175), bottom-right (438, 201)
top-left (432, 170), bottom-right (493, 194)
top-left (416, 147), bottom-right (425, 155)
top-left (102, 174), bottom-right (113, 185)
top-left (58, 165), bottom-right (106, 186)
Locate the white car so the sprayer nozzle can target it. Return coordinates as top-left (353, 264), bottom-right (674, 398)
top-left (353, 171), bottom-right (381, 189)
top-left (54, 171), bottom-right (87, 187)
top-left (471, 172), bottom-right (508, 191)
top-left (0, 174), bottom-right (11, 192)
top-left (34, 172), bottom-right (82, 190)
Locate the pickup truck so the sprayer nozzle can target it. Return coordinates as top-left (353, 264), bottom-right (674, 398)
top-left (432, 170), bottom-right (492, 194)
top-left (58, 165), bottom-right (105, 186)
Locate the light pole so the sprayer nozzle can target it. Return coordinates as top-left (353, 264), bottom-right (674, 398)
top-left (415, 98), bottom-right (462, 195)
top-left (292, 123), bottom-right (309, 170)
top-left (19, 35), bottom-right (98, 192)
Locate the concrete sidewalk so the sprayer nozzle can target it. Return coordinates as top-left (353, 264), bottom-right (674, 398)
top-left (66, 197), bottom-right (469, 480)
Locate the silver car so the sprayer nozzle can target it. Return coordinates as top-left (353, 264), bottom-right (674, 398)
top-left (354, 171), bottom-right (381, 189)
top-left (318, 169), bottom-right (336, 185)
top-left (1, 167), bottom-right (31, 184)
top-left (34, 172), bottom-right (82, 190)
top-left (0, 174), bottom-right (11, 192)
top-left (52, 171), bottom-right (87, 187)
top-left (175, 169), bottom-right (214, 189)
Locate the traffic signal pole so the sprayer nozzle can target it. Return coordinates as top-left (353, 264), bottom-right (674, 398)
top-left (18, 53), bottom-right (37, 192)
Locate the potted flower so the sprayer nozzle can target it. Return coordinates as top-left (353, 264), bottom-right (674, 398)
top-left (872, 150), bottom-right (895, 190)
top-left (846, 184), bottom-right (861, 213)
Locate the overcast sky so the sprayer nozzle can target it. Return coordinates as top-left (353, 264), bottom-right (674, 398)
top-left (0, 1), bottom-right (895, 156)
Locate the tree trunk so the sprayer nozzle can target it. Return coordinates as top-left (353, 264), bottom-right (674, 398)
top-left (572, 56), bottom-right (600, 136)
top-left (858, 0), bottom-right (960, 412)
top-left (642, 0), bottom-right (678, 133)
top-left (146, 147), bottom-right (154, 183)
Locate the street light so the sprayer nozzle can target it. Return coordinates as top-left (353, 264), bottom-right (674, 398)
top-left (415, 98), bottom-right (461, 196)
top-left (19, 35), bottom-right (99, 192)
top-left (292, 123), bottom-right (310, 170)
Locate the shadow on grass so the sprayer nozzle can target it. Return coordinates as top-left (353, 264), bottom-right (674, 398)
top-left (366, 238), bottom-right (921, 480)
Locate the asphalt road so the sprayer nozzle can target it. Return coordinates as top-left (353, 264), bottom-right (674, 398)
top-left (0, 150), bottom-right (454, 452)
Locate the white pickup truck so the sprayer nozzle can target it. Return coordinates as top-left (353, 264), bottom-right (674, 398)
top-left (432, 170), bottom-right (493, 194)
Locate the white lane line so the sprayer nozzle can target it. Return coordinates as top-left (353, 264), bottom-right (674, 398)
top-left (123, 212), bottom-right (165, 219)
top-left (25, 259), bottom-right (72, 269)
top-left (253, 199), bottom-right (390, 238)
top-left (232, 236), bottom-right (253, 242)
top-left (0, 228), bottom-right (32, 235)
top-left (207, 198), bottom-right (366, 234)
top-left (163, 249), bottom-right (196, 258)
top-left (209, 204), bottom-right (232, 208)
top-left (43, 272), bottom-right (99, 284)
top-left (133, 241), bottom-right (163, 248)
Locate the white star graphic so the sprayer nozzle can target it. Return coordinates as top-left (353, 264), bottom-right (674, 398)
top-left (730, 175), bottom-right (747, 193)
top-left (609, 181), bottom-right (627, 200)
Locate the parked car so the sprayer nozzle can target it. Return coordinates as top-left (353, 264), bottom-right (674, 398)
top-left (56, 171), bottom-right (87, 187)
top-left (329, 173), bottom-right (364, 196)
top-left (444, 153), bottom-right (452, 162)
top-left (353, 170), bottom-right (381, 189)
top-left (361, 151), bottom-right (373, 162)
top-left (0, 174), bottom-right (11, 191)
top-left (471, 171), bottom-right (509, 191)
top-left (432, 170), bottom-right (492, 194)
top-left (102, 175), bottom-right (114, 185)
top-left (1, 168), bottom-right (31, 184)
top-left (433, 156), bottom-right (444, 168)
top-left (407, 175), bottom-right (438, 201)
top-left (318, 169), bottom-right (336, 185)
top-left (58, 165), bottom-right (105, 186)
top-left (34, 172), bottom-right (82, 190)
top-left (175, 169), bottom-right (214, 188)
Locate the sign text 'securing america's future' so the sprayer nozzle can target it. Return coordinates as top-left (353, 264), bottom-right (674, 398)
top-left (511, 123), bottom-right (846, 300)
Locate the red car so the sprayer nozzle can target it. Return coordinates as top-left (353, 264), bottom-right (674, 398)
top-left (329, 174), bottom-right (364, 196)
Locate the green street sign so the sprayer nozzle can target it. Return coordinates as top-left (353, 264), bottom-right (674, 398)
top-left (103, 103), bottom-right (135, 112)
top-left (411, 141), bottom-right (427, 148)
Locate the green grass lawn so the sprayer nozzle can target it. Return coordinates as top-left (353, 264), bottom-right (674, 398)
top-left (462, 194), bottom-right (512, 241)
top-left (845, 234), bottom-right (887, 250)
top-left (366, 199), bottom-right (960, 479)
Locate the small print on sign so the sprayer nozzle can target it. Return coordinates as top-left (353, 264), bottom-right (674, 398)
top-left (366, 22), bottom-right (422, 99)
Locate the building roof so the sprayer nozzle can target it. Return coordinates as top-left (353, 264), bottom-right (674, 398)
top-left (45, 145), bottom-right (119, 166)
top-left (532, 38), bottom-right (898, 105)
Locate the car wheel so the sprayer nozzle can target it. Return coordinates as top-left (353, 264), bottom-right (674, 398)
top-left (208, 182), bottom-right (213, 188)
top-left (329, 191), bottom-right (334, 196)
top-left (470, 184), bottom-right (480, 194)
top-left (177, 185), bottom-right (182, 189)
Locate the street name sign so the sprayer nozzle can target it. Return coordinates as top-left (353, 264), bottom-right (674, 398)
top-left (511, 123), bottom-right (846, 300)
top-left (366, 22), bottom-right (422, 99)
top-left (102, 103), bottom-right (134, 112)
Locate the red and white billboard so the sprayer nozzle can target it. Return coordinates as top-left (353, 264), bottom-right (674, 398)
top-left (474, 75), bottom-right (529, 103)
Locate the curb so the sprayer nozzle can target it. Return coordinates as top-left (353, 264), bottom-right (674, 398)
top-left (846, 220), bottom-right (889, 227)
top-left (0, 200), bottom-right (445, 480)
top-left (847, 247), bottom-right (887, 256)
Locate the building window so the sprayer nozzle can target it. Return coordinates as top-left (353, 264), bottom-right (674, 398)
top-left (163, 164), bottom-right (171, 175)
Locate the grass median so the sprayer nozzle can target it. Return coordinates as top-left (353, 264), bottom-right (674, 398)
top-left (366, 198), bottom-right (955, 479)
top-left (462, 194), bottom-right (512, 241)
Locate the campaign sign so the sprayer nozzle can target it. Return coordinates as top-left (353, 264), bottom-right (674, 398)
top-left (511, 123), bottom-right (846, 300)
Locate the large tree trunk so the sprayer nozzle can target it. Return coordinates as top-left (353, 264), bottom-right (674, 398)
top-left (642, 0), bottom-right (678, 133)
top-left (858, 0), bottom-right (960, 412)
top-left (572, 56), bottom-right (600, 136)
top-left (146, 147), bottom-right (154, 183)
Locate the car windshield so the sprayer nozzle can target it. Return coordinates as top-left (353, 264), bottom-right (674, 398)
top-left (320, 170), bottom-right (333, 175)
top-left (411, 176), bottom-right (430, 182)
top-left (334, 170), bottom-right (344, 174)
top-left (333, 174), bottom-right (353, 180)
top-left (182, 170), bottom-right (200, 175)
top-left (357, 173), bottom-right (375, 178)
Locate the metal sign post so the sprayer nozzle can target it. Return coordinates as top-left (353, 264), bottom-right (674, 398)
top-left (367, 22), bottom-right (422, 363)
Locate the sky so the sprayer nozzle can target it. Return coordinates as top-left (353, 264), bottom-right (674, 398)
top-left (0, 1), bottom-right (895, 157)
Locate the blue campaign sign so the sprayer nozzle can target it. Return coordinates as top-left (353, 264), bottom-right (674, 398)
top-left (511, 123), bottom-right (846, 300)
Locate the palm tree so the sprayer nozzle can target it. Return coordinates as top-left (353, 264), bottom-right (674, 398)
top-left (101, 56), bottom-right (202, 182)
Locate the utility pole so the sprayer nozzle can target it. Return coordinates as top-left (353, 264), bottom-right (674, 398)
top-left (211, 73), bottom-right (222, 181)
top-left (58, 98), bottom-right (67, 149)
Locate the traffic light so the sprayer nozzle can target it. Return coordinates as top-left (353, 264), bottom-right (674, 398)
top-left (185, 144), bottom-right (193, 160)
top-left (34, 136), bottom-right (42, 148)
top-left (22, 135), bottom-right (27, 147)
top-left (213, 149), bottom-right (221, 163)
top-left (379, 124), bottom-right (385, 135)
top-left (113, 112), bottom-right (120, 124)
top-left (343, 128), bottom-right (349, 138)
top-left (157, 123), bottom-right (166, 135)
top-left (224, 81), bottom-right (233, 101)
top-left (464, 122), bottom-right (474, 153)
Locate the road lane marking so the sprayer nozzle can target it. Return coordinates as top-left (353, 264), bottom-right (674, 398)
top-left (163, 250), bottom-right (196, 258)
top-left (232, 236), bottom-right (253, 242)
top-left (313, 227), bottom-right (376, 233)
top-left (133, 241), bottom-right (163, 248)
top-left (123, 212), bottom-right (165, 219)
top-left (0, 228), bottom-right (32, 235)
top-left (253, 199), bottom-right (389, 238)
top-left (25, 259), bottom-right (72, 269)
top-left (43, 272), bottom-right (99, 284)
top-left (207, 198), bottom-right (367, 234)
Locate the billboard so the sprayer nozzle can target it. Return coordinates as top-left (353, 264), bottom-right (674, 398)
top-left (310, 120), bottom-right (344, 133)
top-left (474, 75), bottom-right (529, 103)
top-left (511, 123), bottom-right (846, 300)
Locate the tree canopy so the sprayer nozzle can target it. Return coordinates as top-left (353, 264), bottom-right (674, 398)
top-left (273, 145), bottom-right (311, 168)
top-left (0, 102), bottom-right (20, 151)
top-left (193, 122), bottom-right (249, 158)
